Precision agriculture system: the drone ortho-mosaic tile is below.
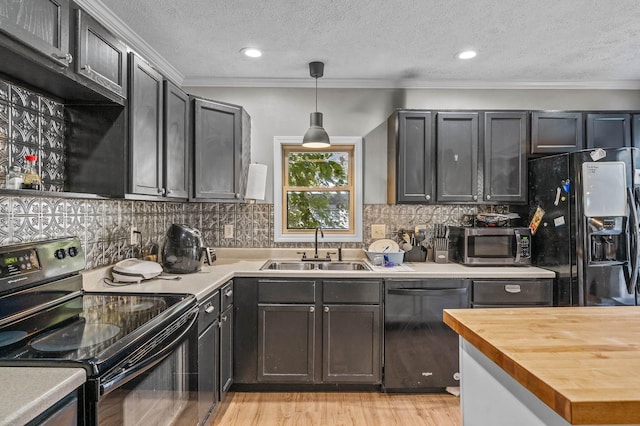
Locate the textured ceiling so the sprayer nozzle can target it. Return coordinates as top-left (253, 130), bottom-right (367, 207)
top-left (98, 0), bottom-right (640, 88)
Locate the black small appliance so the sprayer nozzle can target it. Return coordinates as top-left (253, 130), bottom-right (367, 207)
top-left (162, 224), bottom-right (213, 274)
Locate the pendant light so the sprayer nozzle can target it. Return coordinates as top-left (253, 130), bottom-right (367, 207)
top-left (302, 61), bottom-right (330, 148)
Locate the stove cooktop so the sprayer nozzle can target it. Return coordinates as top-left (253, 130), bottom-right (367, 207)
top-left (0, 291), bottom-right (195, 375)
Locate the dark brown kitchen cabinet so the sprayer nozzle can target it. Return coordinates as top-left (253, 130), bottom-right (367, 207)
top-left (129, 52), bottom-right (164, 196)
top-left (531, 111), bottom-right (584, 154)
top-left (163, 81), bottom-right (189, 199)
top-left (192, 97), bottom-right (250, 201)
top-left (436, 112), bottom-right (479, 203)
top-left (257, 279), bottom-right (316, 383)
top-left (387, 110), bottom-right (435, 204)
top-left (483, 112), bottom-right (528, 203)
top-left (634, 115), bottom-right (640, 148)
top-left (0, 0), bottom-right (72, 67)
top-left (197, 290), bottom-right (220, 424)
top-left (322, 279), bottom-right (382, 384)
top-left (74, 8), bottom-right (127, 98)
top-left (586, 113), bottom-right (631, 149)
top-left (219, 281), bottom-right (234, 398)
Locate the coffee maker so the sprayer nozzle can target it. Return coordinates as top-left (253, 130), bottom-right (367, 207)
top-left (162, 224), bottom-right (214, 273)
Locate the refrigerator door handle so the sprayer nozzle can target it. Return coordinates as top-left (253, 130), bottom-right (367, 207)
top-left (626, 188), bottom-right (640, 294)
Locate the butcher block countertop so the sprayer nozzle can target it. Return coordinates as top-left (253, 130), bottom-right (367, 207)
top-left (443, 306), bottom-right (640, 425)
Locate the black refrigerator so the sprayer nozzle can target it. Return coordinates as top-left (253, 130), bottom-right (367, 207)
top-left (523, 147), bottom-right (640, 306)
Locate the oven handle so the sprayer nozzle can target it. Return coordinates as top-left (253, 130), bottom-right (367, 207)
top-left (100, 306), bottom-right (198, 396)
top-left (387, 288), bottom-right (468, 297)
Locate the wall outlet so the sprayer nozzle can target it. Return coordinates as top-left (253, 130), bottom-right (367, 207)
top-left (130, 227), bottom-right (138, 245)
top-left (224, 224), bottom-right (234, 239)
top-left (371, 224), bottom-right (386, 239)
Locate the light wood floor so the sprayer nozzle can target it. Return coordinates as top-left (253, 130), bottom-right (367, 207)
top-left (210, 392), bottom-right (461, 425)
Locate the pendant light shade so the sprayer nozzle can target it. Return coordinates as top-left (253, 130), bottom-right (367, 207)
top-left (302, 61), bottom-right (330, 148)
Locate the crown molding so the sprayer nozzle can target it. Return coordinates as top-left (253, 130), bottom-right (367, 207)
top-left (183, 77), bottom-right (640, 90)
top-left (74, 0), bottom-right (184, 86)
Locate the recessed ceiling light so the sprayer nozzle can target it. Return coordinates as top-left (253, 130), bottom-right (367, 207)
top-left (241, 48), bottom-right (262, 58)
top-left (456, 50), bottom-right (477, 60)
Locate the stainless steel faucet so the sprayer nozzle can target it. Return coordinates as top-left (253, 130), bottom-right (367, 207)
top-left (314, 227), bottom-right (324, 259)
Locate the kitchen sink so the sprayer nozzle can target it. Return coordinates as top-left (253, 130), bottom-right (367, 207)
top-left (260, 260), bottom-right (371, 271)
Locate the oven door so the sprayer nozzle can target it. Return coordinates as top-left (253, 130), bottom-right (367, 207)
top-left (89, 306), bottom-right (199, 426)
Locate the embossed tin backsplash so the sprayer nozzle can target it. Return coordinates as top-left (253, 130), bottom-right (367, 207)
top-left (0, 79), bottom-right (66, 191)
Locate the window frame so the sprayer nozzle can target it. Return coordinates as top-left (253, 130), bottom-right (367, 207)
top-left (273, 136), bottom-right (363, 243)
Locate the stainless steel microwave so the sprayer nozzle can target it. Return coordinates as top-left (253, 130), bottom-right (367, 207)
top-left (449, 226), bottom-right (532, 266)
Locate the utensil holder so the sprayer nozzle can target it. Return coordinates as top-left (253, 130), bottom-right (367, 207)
top-left (404, 246), bottom-right (427, 262)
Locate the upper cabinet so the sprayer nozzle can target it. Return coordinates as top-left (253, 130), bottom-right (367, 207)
top-left (74, 9), bottom-right (127, 98)
top-left (483, 112), bottom-right (528, 203)
top-left (531, 111), bottom-right (584, 154)
top-left (436, 112), bottom-right (479, 203)
top-left (129, 52), bottom-right (164, 197)
top-left (163, 81), bottom-right (189, 199)
top-left (387, 110), bottom-right (435, 204)
top-left (191, 97), bottom-right (250, 201)
top-left (0, 0), bottom-right (72, 67)
top-left (586, 113), bottom-right (631, 149)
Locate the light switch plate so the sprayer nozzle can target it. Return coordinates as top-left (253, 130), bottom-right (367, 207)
top-left (224, 224), bottom-right (234, 239)
top-left (371, 224), bottom-right (386, 239)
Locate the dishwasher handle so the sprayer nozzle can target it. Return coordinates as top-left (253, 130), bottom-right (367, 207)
top-left (387, 287), bottom-right (468, 297)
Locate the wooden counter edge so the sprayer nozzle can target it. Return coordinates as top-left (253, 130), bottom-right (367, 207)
top-left (443, 309), bottom-right (575, 424)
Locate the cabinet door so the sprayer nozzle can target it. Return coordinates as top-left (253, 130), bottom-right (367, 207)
top-left (129, 53), bottom-right (164, 196)
top-left (634, 114), bottom-right (640, 149)
top-left (163, 81), bottom-right (189, 198)
top-left (219, 305), bottom-right (233, 398)
top-left (483, 112), bottom-right (528, 203)
top-left (531, 111), bottom-right (584, 154)
top-left (388, 111), bottom-right (435, 203)
top-left (198, 319), bottom-right (219, 424)
top-left (74, 9), bottom-right (127, 98)
top-left (436, 112), bottom-right (479, 203)
top-left (586, 113), bottom-right (631, 149)
top-left (0, 0), bottom-right (72, 66)
top-left (257, 304), bottom-right (315, 383)
top-left (193, 98), bottom-right (242, 200)
top-left (322, 304), bottom-right (381, 384)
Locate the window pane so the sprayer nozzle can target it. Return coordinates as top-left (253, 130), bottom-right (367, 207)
top-left (286, 191), bottom-right (350, 230)
top-left (287, 152), bottom-right (349, 188)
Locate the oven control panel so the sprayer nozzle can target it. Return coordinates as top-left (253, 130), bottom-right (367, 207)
top-left (0, 249), bottom-right (40, 278)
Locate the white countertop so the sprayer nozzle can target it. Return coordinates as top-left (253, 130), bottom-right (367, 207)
top-left (82, 248), bottom-right (556, 300)
top-left (0, 367), bottom-right (86, 425)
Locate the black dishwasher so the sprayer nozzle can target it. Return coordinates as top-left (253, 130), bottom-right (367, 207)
top-left (383, 279), bottom-right (471, 391)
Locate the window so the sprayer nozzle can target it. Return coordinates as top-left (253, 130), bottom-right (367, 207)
top-left (273, 136), bottom-right (363, 243)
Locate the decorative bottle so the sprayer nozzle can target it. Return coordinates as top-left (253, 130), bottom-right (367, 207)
top-left (22, 155), bottom-right (42, 190)
top-left (6, 165), bottom-right (24, 190)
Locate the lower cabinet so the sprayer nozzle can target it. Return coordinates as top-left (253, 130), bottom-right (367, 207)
top-left (239, 277), bottom-right (382, 386)
top-left (219, 282), bottom-right (234, 398)
top-left (197, 290), bottom-right (220, 424)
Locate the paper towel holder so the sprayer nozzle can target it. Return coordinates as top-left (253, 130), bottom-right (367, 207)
top-left (244, 163), bottom-right (268, 203)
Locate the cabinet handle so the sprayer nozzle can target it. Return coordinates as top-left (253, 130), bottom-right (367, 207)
top-left (425, 195), bottom-right (431, 201)
top-left (225, 289), bottom-right (233, 297)
top-left (324, 306), bottom-right (329, 313)
top-left (52, 53), bottom-right (73, 64)
top-left (205, 304), bottom-right (215, 314)
top-left (167, 189), bottom-right (173, 195)
top-left (157, 188), bottom-right (166, 195)
top-left (473, 195), bottom-right (478, 201)
top-left (486, 195), bottom-right (491, 200)
top-left (81, 64), bottom-right (92, 73)
top-left (221, 315), bottom-right (228, 322)
top-left (309, 306), bottom-right (315, 313)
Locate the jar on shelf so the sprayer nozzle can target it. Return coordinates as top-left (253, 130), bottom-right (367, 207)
top-left (6, 165), bottom-right (24, 190)
top-left (22, 155), bottom-right (42, 190)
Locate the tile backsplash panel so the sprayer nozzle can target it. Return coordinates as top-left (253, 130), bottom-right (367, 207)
top-left (0, 195), bottom-right (505, 269)
top-left (0, 79), bottom-right (66, 191)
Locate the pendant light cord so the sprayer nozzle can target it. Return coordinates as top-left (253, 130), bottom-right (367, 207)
top-left (315, 77), bottom-right (318, 112)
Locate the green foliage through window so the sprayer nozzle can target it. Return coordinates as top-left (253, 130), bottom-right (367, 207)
top-left (285, 150), bottom-right (351, 230)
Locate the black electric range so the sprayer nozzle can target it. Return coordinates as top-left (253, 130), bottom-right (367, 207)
top-left (0, 237), bottom-right (199, 425)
